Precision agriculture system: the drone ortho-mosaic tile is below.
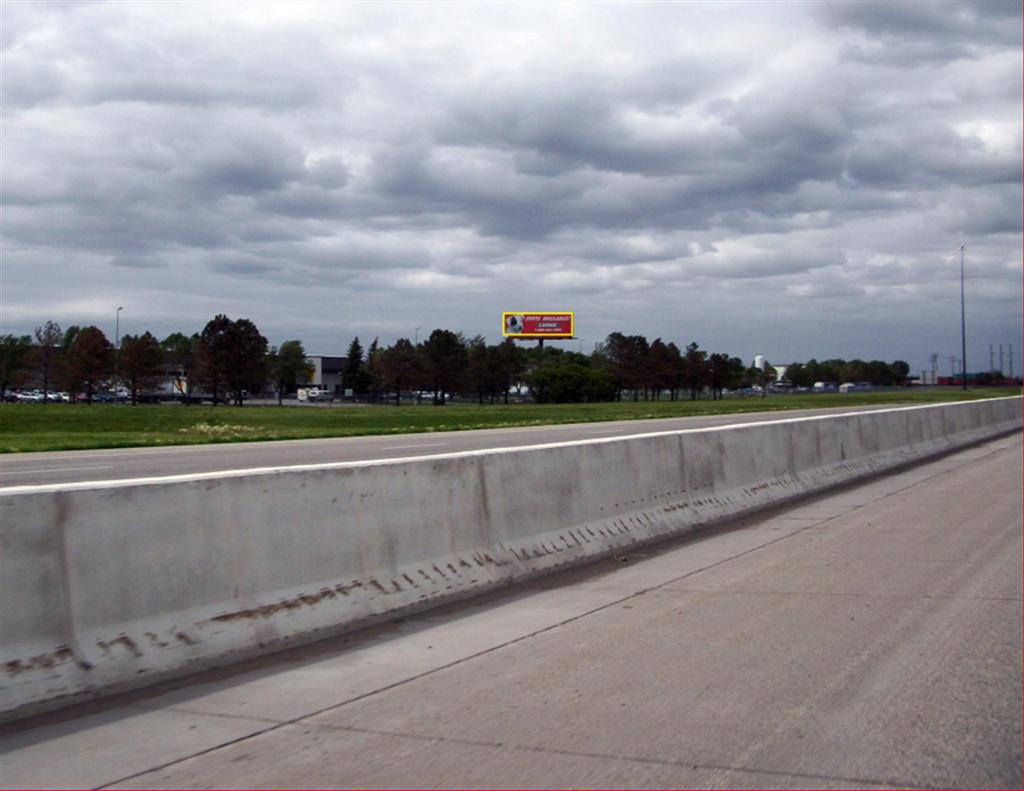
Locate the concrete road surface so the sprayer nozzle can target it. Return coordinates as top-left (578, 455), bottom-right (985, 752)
top-left (2, 403), bottom-right (938, 487)
top-left (2, 433), bottom-right (1020, 789)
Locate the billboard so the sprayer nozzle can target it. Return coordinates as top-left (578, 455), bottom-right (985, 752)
top-left (502, 312), bottom-right (574, 338)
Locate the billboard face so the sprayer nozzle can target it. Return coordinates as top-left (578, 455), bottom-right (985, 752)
top-left (502, 312), bottom-right (574, 338)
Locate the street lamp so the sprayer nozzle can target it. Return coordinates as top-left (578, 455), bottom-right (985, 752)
top-left (960, 245), bottom-right (967, 390)
top-left (114, 306), bottom-right (123, 398)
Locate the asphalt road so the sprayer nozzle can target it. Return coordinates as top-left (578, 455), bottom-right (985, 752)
top-left (3, 433), bottom-right (1019, 789)
top-left (3, 403), bottom-right (918, 487)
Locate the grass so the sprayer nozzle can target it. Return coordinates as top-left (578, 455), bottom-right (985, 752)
top-left (0, 388), bottom-right (1018, 453)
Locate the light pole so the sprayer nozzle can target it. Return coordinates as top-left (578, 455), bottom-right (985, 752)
top-left (959, 245), bottom-right (967, 390)
top-left (415, 326), bottom-right (421, 345)
top-left (114, 306), bottom-right (123, 398)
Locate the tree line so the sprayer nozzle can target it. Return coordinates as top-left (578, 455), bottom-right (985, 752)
top-left (0, 316), bottom-right (308, 406)
top-left (1, 315), bottom-right (916, 406)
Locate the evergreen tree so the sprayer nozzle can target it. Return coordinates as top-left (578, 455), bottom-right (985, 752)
top-left (344, 337), bottom-right (364, 397)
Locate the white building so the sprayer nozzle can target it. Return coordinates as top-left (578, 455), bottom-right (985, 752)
top-left (305, 355), bottom-right (347, 395)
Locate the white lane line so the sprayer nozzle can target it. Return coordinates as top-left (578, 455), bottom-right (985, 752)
top-left (5, 397), bottom-right (1018, 495)
top-left (2, 465), bottom-right (115, 475)
top-left (379, 443), bottom-right (446, 450)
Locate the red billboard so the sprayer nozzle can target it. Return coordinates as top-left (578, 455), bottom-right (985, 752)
top-left (502, 312), bottom-right (574, 338)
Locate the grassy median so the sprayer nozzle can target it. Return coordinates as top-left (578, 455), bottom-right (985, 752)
top-left (0, 388), bottom-right (1018, 453)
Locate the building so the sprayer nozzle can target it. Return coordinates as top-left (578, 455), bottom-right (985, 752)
top-left (305, 355), bottom-right (347, 395)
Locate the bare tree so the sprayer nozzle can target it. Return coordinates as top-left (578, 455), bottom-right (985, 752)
top-left (33, 320), bottom-right (63, 400)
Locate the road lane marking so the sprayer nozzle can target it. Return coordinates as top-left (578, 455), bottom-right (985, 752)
top-left (4, 397), bottom-right (1018, 495)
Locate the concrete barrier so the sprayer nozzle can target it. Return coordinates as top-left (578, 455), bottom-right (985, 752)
top-left (2, 397), bottom-right (1020, 720)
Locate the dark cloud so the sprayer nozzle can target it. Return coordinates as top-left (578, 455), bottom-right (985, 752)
top-left (816, 1), bottom-right (1021, 55)
top-left (1, 2), bottom-right (1019, 373)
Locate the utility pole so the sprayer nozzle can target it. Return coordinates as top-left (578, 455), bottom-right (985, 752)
top-left (1010, 345), bottom-right (1015, 378)
top-left (999, 344), bottom-right (1004, 375)
top-left (990, 345), bottom-right (994, 372)
top-left (959, 245), bottom-right (967, 390)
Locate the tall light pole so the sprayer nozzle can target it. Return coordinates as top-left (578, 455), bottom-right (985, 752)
top-left (959, 245), bottom-right (967, 390)
top-left (114, 306), bottom-right (123, 397)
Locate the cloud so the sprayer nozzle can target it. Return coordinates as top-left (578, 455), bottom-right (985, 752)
top-left (1, 1), bottom-right (1019, 373)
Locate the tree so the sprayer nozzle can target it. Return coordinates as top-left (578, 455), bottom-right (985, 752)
top-left (118, 332), bottom-right (165, 405)
top-left (33, 320), bottom-right (63, 400)
top-left (344, 336), bottom-right (363, 393)
top-left (681, 342), bottom-right (708, 401)
top-left (268, 340), bottom-right (311, 405)
top-left (339, 336), bottom-right (372, 399)
top-left (755, 361), bottom-right (777, 398)
top-left (373, 338), bottom-right (420, 406)
top-left (194, 316), bottom-right (267, 406)
top-left (708, 352), bottom-right (732, 400)
top-left (0, 334), bottom-right (34, 399)
top-left (647, 339), bottom-right (678, 400)
top-left (891, 360), bottom-right (911, 387)
top-left (526, 356), bottom-right (615, 403)
top-left (785, 362), bottom-right (811, 388)
top-left (422, 329), bottom-right (466, 405)
top-left (465, 336), bottom-right (490, 405)
top-left (223, 318), bottom-right (268, 406)
top-left (61, 325), bottom-right (81, 354)
top-left (65, 326), bottom-right (112, 404)
top-left (602, 332), bottom-right (649, 401)
top-left (368, 338), bottom-right (385, 405)
top-left (195, 315), bottom-right (233, 405)
top-left (491, 338), bottom-right (524, 404)
top-left (161, 332), bottom-right (199, 403)
top-left (867, 360), bottom-right (894, 387)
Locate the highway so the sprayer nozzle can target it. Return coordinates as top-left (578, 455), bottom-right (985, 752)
top-left (2, 403), bottom-right (926, 487)
top-left (2, 432), bottom-right (1019, 789)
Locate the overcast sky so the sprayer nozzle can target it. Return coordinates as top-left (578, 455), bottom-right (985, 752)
top-left (2, 1), bottom-right (1021, 374)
